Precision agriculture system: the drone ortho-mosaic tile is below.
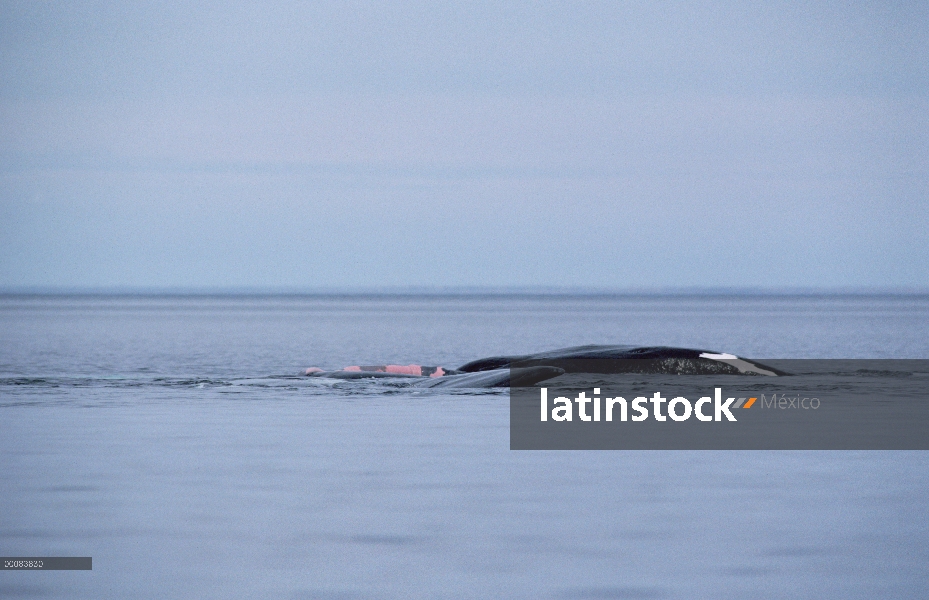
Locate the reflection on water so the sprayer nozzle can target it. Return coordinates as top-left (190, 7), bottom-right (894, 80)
top-left (1, 295), bottom-right (928, 598)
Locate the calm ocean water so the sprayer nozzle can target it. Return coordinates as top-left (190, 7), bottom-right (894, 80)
top-left (2, 294), bottom-right (928, 599)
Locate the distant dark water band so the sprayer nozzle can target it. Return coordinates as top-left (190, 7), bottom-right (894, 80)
top-left (0, 376), bottom-right (302, 389)
top-left (510, 360), bottom-right (929, 450)
top-left (2, 558), bottom-right (91, 570)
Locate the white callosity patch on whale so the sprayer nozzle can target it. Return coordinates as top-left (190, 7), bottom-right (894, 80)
top-left (699, 353), bottom-right (779, 376)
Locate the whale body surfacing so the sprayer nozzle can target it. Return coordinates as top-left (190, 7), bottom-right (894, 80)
top-left (303, 345), bottom-right (786, 388)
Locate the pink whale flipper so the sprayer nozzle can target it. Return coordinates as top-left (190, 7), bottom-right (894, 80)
top-left (384, 364), bottom-right (424, 375)
top-left (308, 364), bottom-right (450, 377)
top-left (342, 364), bottom-right (425, 375)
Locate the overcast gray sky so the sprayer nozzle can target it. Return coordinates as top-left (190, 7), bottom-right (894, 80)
top-left (1, 1), bottom-right (926, 290)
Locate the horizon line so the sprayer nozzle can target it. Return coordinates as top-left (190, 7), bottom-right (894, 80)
top-left (1, 285), bottom-right (927, 297)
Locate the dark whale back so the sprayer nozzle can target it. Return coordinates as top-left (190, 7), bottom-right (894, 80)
top-left (458, 345), bottom-right (704, 372)
top-left (457, 345), bottom-right (788, 376)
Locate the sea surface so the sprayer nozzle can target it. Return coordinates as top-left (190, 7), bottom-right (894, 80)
top-left (2, 293), bottom-right (928, 599)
